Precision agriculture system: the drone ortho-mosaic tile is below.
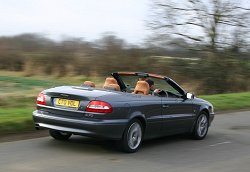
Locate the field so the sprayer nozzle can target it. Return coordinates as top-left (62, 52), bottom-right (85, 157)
top-left (1, 71), bottom-right (250, 135)
top-left (200, 93), bottom-right (250, 111)
top-left (0, 71), bottom-right (105, 135)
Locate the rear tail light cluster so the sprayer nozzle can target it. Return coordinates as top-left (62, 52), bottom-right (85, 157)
top-left (86, 100), bottom-right (113, 113)
top-left (37, 92), bottom-right (46, 105)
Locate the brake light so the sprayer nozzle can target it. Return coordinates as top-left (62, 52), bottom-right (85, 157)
top-left (37, 92), bottom-right (46, 105)
top-left (86, 100), bottom-right (113, 113)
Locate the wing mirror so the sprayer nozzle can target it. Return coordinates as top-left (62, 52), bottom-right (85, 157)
top-left (186, 92), bottom-right (194, 99)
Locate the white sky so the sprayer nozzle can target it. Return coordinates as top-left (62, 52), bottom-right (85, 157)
top-left (0, 0), bottom-right (151, 44)
top-left (1, 0), bottom-right (248, 44)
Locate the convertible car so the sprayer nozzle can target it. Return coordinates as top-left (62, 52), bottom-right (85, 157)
top-left (33, 72), bottom-right (214, 152)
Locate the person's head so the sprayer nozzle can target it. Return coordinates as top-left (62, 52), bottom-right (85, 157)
top-left (145, 78), bottom-right (155, 91)
top-left (138, 76), bottom-right (147, 81)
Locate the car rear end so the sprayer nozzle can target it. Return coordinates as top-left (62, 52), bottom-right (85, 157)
top-left (33, 86), bottom-right (128, 140)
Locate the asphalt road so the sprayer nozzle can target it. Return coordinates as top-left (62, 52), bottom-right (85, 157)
top-left (1, 111), bottom-right (250, 172)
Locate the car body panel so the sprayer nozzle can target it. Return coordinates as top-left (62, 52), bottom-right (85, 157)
top-left (161, 97), bottom-right (195, 134)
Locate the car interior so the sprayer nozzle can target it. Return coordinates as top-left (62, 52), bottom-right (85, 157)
top-left (82, 81), bottom-right (95, 88)
top-left (103, 77), bottom-right (121, 91)
top-left (81, 74), bottom-right (183, 98)
top-left (132, 81), bottom-right (150, 95)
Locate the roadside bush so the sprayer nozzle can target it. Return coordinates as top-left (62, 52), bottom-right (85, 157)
top-left (0, 34), bottom-right (250, 95)
top-left (0, 51), bottom-right (24, 71)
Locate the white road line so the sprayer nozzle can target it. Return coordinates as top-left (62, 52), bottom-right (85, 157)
top-left (209, 141), bottom-right (232, 147)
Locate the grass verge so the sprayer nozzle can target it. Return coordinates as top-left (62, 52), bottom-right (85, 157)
top-left (0, 108), bottom-right (35, 135)
top-left (200, 92), bottom-right (250, 111)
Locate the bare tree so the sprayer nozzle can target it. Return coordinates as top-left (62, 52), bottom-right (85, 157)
top-left (149, 0), bottom-right (250, 51)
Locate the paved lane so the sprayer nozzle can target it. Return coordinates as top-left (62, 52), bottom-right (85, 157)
top-left (0, 111), bottom-right (250, 172)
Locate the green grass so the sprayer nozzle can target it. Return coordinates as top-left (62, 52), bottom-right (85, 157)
top-left (0, 71), bottom-right (250, 135)
top-left (0, 75), bottom-right (54, 87)
top-left (200, 92), bottom-right (250, 111)
top-left (0, 108), bottom-right (35, 134)
top-left (0, 71), bottom-right (105, 135)
top-left (0, 108), bottom-right (33, 123)
top-left (0, 75), bottom-right (71, 94)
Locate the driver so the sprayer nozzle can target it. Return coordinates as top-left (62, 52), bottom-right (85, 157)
top-left (145, 78), bottom-right (161, 95)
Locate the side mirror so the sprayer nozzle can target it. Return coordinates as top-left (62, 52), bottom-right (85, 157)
top-left (186, 92), bottom-right (194, 99)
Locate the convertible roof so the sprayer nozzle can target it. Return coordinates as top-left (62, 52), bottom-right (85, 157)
top-left (114, 72), bottom-right (167, 80)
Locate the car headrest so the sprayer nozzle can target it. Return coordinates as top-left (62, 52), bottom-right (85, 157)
top-left (103, 83), bottom-right (121, 91)
top-left (103, 77), bottom-right (118, 87)
top-left (133, 81), bottom-right (150, 95)
top-left (82, 81), bottom-right (95, 87)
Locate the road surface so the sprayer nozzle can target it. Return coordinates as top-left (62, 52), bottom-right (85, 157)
top-left (1, 111), bottom-right (250, 172)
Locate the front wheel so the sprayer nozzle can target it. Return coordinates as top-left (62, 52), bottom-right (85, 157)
top-left (191, 112), bottom-right (209, 140)
top-left (49, 129), bottom-right (72, 140)
top-left (120, 119), bottom-right (143, 153)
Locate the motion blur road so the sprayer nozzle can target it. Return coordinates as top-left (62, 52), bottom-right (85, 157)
top-left (1, 111), bottom-right (250, 172)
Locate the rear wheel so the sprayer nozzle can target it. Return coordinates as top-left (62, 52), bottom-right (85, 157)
top-left (191, 112), bottom-right (209, 140)
top-left (49, 129), bottom-right (72, 140)
top-left (120, 119), bottom-right (143, 153)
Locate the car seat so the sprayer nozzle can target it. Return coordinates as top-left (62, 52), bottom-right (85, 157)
top-left (103, 77), bottom-right (120, 91)
top-left (82, 81), bottom-right (95, 87)
top-left (133, 81), bottom-right (150, 95)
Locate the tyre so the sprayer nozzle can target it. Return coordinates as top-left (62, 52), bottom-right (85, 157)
top-left (191, 112), bottom-right (209, 140)
top-left (120, 119), bottom-right (143, 153)
top-left (49, 129), bottom-right (72, 140)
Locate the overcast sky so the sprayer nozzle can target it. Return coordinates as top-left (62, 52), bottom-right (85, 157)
top-left (1, 0), bottom-right (249, 44)
top-left (0, 0), bottom-right (151, 44)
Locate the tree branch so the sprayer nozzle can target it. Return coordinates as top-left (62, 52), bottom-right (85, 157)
top-left (173, 33), bottom-right (202, 42)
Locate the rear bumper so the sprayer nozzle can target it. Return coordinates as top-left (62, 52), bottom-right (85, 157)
top-left (32, 110), bottom-right (128, 140)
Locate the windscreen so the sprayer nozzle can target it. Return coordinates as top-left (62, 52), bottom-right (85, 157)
top-left (119, 75), bottom-right (182, 96)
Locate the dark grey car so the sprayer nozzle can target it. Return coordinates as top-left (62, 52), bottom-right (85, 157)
top-left (33, 72), bottom-right (215, 152)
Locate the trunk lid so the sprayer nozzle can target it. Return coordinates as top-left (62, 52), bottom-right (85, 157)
top-left (37, 86), bottom-right (115, 119)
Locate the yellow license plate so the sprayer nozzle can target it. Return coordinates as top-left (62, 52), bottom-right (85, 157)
top-left (55, 98), bottom-right (80, 108)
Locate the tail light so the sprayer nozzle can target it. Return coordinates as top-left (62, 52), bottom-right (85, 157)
top-left (86, 100), bottom-right (113, 113)
top-left (37, 92), bottom-right (46, 105)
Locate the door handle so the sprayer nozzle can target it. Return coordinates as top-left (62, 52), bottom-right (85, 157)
top-left (162, 104), bottom-right (169, 108)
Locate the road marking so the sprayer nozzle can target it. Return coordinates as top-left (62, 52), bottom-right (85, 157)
top-left (209, 141), bottom-right (232, 147)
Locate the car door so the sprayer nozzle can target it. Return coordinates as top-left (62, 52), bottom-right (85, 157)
top-left (161, 96), bottom-right (195, 134)
top-left (136, 95), bottom-right (163, 139)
